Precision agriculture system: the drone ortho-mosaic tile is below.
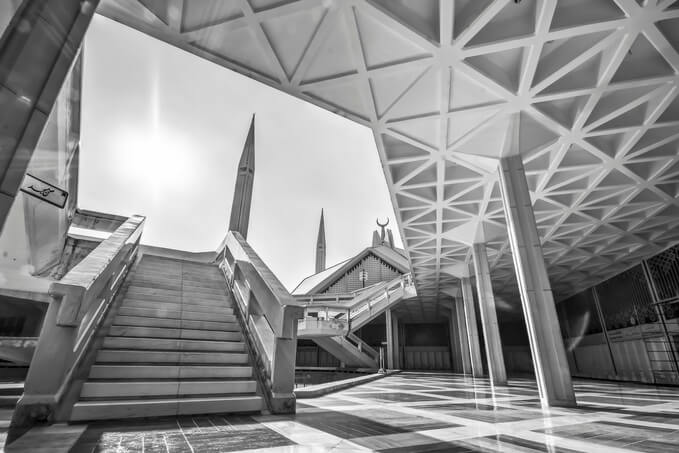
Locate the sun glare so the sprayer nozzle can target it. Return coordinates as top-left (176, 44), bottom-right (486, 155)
top-left (115, 128), bottom-right (193, 198)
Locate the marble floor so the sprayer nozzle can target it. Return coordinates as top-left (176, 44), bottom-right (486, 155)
top-left (4, 372), bottom-right (679, 452)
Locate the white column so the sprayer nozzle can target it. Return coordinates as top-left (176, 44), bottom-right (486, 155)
top-left (448, 302), bottom-right (463, 373)
top-left (472, 243), bottom-right (507, 386)
top-left (391, 312), bottom-right (402, 369)
top-left (498, 154), bottom-right (576, 407)
top-left (455, 297), bottom-right (472, 374)
top-left (386, 308), bottom-right (396, 369)
top-left (460, 276), bottom-right (484, 378)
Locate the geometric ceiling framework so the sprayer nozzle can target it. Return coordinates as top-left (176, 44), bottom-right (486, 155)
top-left (99, 0), bottom-right (679, 316)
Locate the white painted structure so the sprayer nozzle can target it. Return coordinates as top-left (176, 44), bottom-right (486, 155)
top-left (93, 0), bottom-right (679, 407)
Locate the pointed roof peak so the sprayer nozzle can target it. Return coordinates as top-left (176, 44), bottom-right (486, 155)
top-left (238, 115), bottom-right (255, 170)
top-left (229, 114), bottom-right (256, 239)
top-left (317, 209), bottom-right (326, 239)
top-left (315, 208), bottom-right (326, 273)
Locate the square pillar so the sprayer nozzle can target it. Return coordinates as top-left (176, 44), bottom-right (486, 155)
top-left (498, 154), bottom-right (576, 407)
top-left (455, 297), bottom-right (472, 374)
top-left (447, 302), bottom-right (463, 373)
top-left (472, 243), bottom-right (507, 386)
top-left (460, 276), bottom-right (484, 378)
top-left (386, 308), bottom-right (399, 369)
top-left (385, 308), bottom-right (393, 369)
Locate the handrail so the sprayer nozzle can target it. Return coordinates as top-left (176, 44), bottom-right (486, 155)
top-left (295, 273), bottom-right (415, 366)
top-left (298, 273), bottom-right (414, 326)
top-left (218, 231), bottom-right (304, 414)
top-left (346, 332), bottom-right (379, 360)
top-left (11, 215), bottom-right (145, 433)
top-left (294, 294), bottom-right (354, 304)
top-left (52, 215), bottom-right (145, 327)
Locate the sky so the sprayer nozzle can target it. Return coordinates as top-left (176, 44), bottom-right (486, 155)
top-left (80, 15), bottom-right (403, 291)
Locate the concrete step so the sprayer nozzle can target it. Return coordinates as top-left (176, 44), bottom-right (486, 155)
top-left (126, 285), bottom-right (229, 297)
top-left (96, 350), bottom-right (250, 364)
top-left (108, 326), bottom-right (242, 341)
top-left (132, 270), bottom-right (182, 278)
top-left (113, 315), bottom-right (241, 332)
top-left (102, 337), bottom-right (245, 353)
top-left (181, 286), bottom-right (226, 296)
top-left (132, 272), bottom-right (223, 281)
top-left (181, 319), bottom-right (243, 332)
top-left (0, 382), bottom-right (23, 395)
top-left (88, 365), bottom-right (253, 380)
top-left (80, 380), bottom-right (257, 398)
top-left (124, 292), bottom-right (230, 306)
top-left (181, 275), bottom-right (224, 282)
top-left (116, 306), bottom-right (235, 322)
top-left (120, 299), bottom-right (232, 314)
top-left (70, 395), bottom-right (263, 421)
top-left (0, 395), bottom-right (20, 408)
top-left (131, 274), bottom-right (225, 287)
top-left (134, 264), bottom-right (182, 270)
top-left (129, 274), bottom-right (225, 285)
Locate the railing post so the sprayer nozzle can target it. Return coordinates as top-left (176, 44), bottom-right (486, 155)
top-left (9, 297), bottom-right (76, 438)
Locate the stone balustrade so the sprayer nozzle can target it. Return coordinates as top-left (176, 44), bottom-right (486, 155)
top-left (218, 231), bottom-right (304, 414)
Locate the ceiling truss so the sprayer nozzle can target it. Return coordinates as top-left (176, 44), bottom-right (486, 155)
top-left (99, 0), bottom-right (679, 318)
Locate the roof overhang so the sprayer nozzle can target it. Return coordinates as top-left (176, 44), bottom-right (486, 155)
top-left (97, 0), bottom-right (679, 317)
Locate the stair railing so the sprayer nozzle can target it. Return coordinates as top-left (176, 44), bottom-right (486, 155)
top-left (345, 332), bottom-right (379, 362)
top-left (10, 215), bottom-right (145, 436)
top-left (295, 274), bottom-right (414, 366)
top-left (218, 231), bottom-right (304, 414)
top-left (296, 273), bottom-right (415, 336)
top-left (348, 273), bottom-right (415, 330)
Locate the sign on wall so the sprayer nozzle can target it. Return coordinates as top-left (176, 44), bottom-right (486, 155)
top-left (19, 173), bottom-right (69, 209)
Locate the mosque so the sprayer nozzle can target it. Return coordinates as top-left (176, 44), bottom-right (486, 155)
top-left (2, 0), bottom-right (679, 451)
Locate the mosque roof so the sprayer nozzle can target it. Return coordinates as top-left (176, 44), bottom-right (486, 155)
top-left (291, 244), bottom-right (409, 296)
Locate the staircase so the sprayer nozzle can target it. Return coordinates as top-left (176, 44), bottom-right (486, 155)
top-left (312, 335), bottom-right (378, 368)
top-left (298, 274), bottom-right (415, 368)
top-left (69, 255), bottom-right (263, 421)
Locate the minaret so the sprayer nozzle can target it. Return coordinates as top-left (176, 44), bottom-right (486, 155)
top-left (315, 209), bottom-right (326, 273)
top-left (229, 115), bottom-right (255, 240)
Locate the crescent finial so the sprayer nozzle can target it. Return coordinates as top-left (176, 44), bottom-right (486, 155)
top-left (376, 218), bottom-right (389, 228)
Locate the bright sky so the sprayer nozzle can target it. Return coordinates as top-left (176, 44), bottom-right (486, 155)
top-left (80, 15), bottom-right (403, 291)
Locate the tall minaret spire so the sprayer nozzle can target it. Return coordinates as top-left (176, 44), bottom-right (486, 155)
top-left (229, 114), bottom-right (255, 239)
top-left (315, 209), bottom-right (326, 273)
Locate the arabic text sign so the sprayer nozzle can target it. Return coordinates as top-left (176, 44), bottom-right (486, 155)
top-left (20, 174), bottom-right (69, 209)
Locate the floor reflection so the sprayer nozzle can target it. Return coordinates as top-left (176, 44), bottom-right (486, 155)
top-left (7, 372), bottom-right (679, 452)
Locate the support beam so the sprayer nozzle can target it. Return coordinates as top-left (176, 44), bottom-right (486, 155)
top-left (0, 0), bottom-right (99, 232)
top-left (455, 297), bottom-right (472, 375)
top-left (447, 301), bottom-right (463, 373)
top-left (471, 243), bottom-right (507, 386)
top-left (448, 299), bottom-right (469, 373)
top-left (498, 154), bottom-right (576, 407)
top-left (460, 276), bottom-right (483, 378)
top-left (386, 308), bottom-right (397, 369)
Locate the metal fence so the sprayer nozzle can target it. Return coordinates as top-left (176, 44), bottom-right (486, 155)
top-left (556, 242), bottom-right (679, 384)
